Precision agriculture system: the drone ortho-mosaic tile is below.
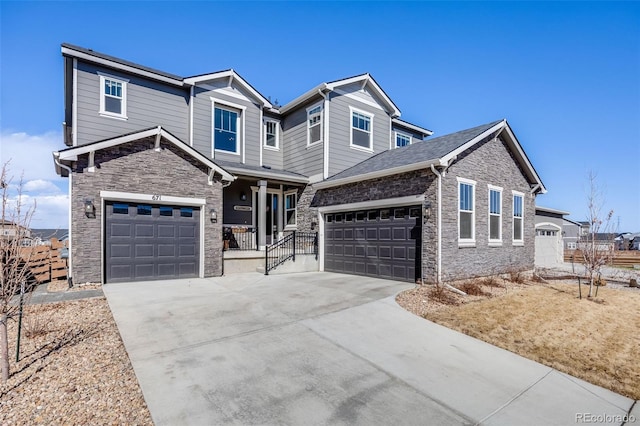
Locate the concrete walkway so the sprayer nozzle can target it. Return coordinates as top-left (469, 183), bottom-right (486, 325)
top-left (104, 272), bottom-right (635, 425)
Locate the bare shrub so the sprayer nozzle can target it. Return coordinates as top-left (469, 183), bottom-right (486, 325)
top-left (428, 284), bottom-right (459, 305)
top-left (24, 307), bottom-right (50, 338)
top-left (508, 270), bottom-right (525, 284)
top-left (456, 280), bottom-right (489, 296)
top-left (481, 275), bottom-right (504, 288)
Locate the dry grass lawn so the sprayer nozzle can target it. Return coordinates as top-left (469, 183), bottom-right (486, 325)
top-left (399, 280), bottom-right (640, 400)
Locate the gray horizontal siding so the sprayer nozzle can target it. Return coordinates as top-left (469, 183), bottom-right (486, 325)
top-left (282, 105), bottom-right (323, 177)
top-left (191, 85), bottom-right (262, 165)
top-left (261, 116), bottom-right (283, 170)
top-left (75, 62), bottom-right (189, 145)
top-left (327, 92), bottom-right (391, 177)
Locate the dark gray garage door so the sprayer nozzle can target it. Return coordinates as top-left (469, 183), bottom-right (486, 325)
top-left (105, 202), bottom-right (200, 283)
top-left (324, 206), bottom-right (422, 283)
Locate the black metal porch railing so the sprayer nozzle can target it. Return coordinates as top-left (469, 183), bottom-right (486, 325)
top-left (223, 226), bottom-right (257, 251)
top-left (265, 231), bottom-right (318, 275)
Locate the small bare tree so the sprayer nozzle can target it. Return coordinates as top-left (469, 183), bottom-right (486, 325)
top-left (578, 172), bottom-right (615, 299)
top-left (0, 161), bottom-right (36, 383)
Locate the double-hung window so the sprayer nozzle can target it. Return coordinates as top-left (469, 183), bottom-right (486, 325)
top-left (488, 185), bottom-right (502, 244)
top-left (350, 107), bottom-right (373, 150)
top-left (285, 192), bottom-right (297, 227)
top-left (458, 178), bottom-right (476, 245)
top-left (214, 106), bottom-right (239, 154)
top-left (99, 74), bottom-right (128, 119)
top-left (264, 120), bottom-right (279, 149)
top-left (395, 132), bottom-right (411, 148)
top-left (307, 104), bottom-right (322, 145)
top-left (513, 192), bottom-right (524, 244)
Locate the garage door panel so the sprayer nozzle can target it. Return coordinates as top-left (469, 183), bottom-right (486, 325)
top-left (135, 244), bottom-right (154, 258)
top-left (325, 205), bottom-right (421, 283)
top-left (106, 202), bottom-right (200, 283)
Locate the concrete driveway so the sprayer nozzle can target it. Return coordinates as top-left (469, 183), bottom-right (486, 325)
top-left (104, 272), bottom-right (634, 425)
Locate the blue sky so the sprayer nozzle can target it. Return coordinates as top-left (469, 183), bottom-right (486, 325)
top-left (1, 1), bottom-right (639, 231)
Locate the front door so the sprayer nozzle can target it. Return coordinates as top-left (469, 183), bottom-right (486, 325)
top-left (265, 193), bottom-right (278, 244)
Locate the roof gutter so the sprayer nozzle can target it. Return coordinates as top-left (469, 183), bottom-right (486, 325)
top-left (314, 158), bottom-right (441, 190)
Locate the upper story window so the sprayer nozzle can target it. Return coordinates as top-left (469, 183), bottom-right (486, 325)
top-left (264, 120), bottom-right (279, 149)
top-left (513, 192), bottom-right (524, 244)
top-left (214, 106), bottom-right (239, 154)
top-left (99, 74), bottom-right (128, 119)
top-left (285, 192), bottom-right (297, 227)
top-left (488, 185), bottom-right (502, 244)
top-left (350, 107), bottom-right (373, 151)
top-left (458, 177), bottom-right (476, 245)
top-left (307, 104), bottom-right (323, 145)
top-left (395, 132), bottom-right (411, 148)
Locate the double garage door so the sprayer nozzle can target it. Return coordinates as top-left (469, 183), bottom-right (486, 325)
top-left (105, 202), bottom-right (200, 283)
top-left (324, 205), bottom-right (422, 283)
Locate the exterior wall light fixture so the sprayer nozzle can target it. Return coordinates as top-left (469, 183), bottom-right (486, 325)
top-left (240, 191), bottom-right (247, 201)
top-left (84, 199), bottom-right (96, 218)
top-left (210, 209), bottom-right (218, 223)
top-left (423, 202), bottom-right (432, 221)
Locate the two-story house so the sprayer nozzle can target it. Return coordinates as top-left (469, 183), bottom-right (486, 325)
top-left (53, 43), bottom-right (546, 285)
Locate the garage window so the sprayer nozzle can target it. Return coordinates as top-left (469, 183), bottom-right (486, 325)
top-left (137, 205), bottom-right (152, 215)
top-left (159, 206), bottom-right (173, 216)
top-left (355, 212), bottom-right (366, 221)
top-left (394, 208), bottom-right (406, 219)
top-left (113, 203), bottom-right (129, 214)
top-left (180, 207), bottom-right (193, 218)
top-left (368, 210), bottom-right (378, 221)
top-left (380, 209), bottom-right (390, 220)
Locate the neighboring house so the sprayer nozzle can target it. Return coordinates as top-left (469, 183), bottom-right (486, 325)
top-left (615, 232), bottom-right (640, 251)
top-left (562, 217), bottom-right (582, 250)
top-left (53, 43), bottom-right (546, 285)
top-left (534, 206), bottom-right (568, 266)
top-left (0, 220), bottom-right (32, 246)
top-left (578, 233), bottom-right (617, 252)
top-left (29, 229), bottom-right (69, 246)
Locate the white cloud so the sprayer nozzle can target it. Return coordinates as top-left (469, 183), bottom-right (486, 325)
top-left (1, 131), bottom-right (69, 229)
top-left (23, 179), bottom-right (62, 194)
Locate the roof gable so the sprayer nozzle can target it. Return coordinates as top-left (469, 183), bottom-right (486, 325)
top-left (315, 120), bottom-right (546, 193)
top-left (184, 70), bottom-right (272, 108)
top-left (53, 126), bottom-right (235, 182)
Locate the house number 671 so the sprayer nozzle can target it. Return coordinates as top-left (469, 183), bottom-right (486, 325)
top-left (152, 194), bottom-right (161, 201)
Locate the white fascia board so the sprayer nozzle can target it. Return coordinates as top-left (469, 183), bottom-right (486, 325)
top-left (221, 166), bottom-right (309, 184)
top-left (535, 205), bottom-right (570, 216)
top-left (61, 46), bottom-right (184, 87)
top-left (57, 127), bottom-right (160, 160)
top-left (502, 124), bottom-right (547, 194)
top-left (327, 74), bottom-right (401, 117)
top-left (439, 121), bottom-right (506, 166)
top-left (100, 190), bottom-right (206, 206)
top-left (55, 126), bottom-right (235, 182)
top-left (314, 159), bottom-right (439, 189)
top-left (185, 70), bottom-right (272, 108)
top-left (318, 194), bottom-right (426, 213)
top-left (279, 83), bottom-right (327, 114)
top-left (392, 118), bottom-right (433, 136)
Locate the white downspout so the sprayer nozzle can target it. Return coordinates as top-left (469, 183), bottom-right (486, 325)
top-left (318, 89), bottom-right (330, 179)
top-left (430, 164), bottom-right (466, 295)
top-left (54, 154), bottom-right (73, 281)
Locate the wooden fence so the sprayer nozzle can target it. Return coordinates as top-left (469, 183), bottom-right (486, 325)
top-left (564, 250), bottom-right (640, 268)
top-left (19, 239), bottom-right (68, 284)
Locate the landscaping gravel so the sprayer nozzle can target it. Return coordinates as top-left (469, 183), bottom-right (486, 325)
top-left (0, 296), bottom-right (152, 425)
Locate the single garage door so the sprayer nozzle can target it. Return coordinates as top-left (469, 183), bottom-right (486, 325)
top-left (105, 202), bottom-right (200, 283)
top-left (325, 206), bottom-right (422, 282)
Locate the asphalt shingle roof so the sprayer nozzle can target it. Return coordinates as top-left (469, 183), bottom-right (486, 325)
top-left (326, 120), bottom-right (504, 182)
top-left (214, 160), bottom-right (309, 180)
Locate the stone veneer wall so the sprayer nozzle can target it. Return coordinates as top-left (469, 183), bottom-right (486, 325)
top-left (439, 136), bottom-right (536, 281)
top-left (70, 137), bottom-right (223, 284)
top-left (301, 169), bottom-right (439, 282)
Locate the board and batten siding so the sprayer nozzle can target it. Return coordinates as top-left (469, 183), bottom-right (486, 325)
top-left (75, 62), bottom-right (189, 145)
top-left (327, 90), bottom-right (391, 177)
top-left (282, 103), bottom-right (324, 177)
top-left (191, 83), bottom-right (262, 165)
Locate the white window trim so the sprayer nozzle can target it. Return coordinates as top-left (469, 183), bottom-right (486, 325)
top-left (263, 119), bottom-right (280, 151)
top-left (98, 73), bottom-right (128, 120)
top-left (349, 106), bottom-right (374, 152)
top-left (488, 184), bottom-right (503, 246)
top-left (395, 131), bottom-right (412, 148)
top-left (512, 190), bottom-right (525, 246)
top-left (306, 102), bottom-right (323, 147)
top-left (458, 177), bottom-right (476, 247)
top-left (284, 190), bottom-right (298, 230)
top-left (211, 97), bottom-right (246, 157)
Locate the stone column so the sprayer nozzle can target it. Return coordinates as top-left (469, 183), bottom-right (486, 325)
top-left (258, 180), bottom-right (267, 249)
